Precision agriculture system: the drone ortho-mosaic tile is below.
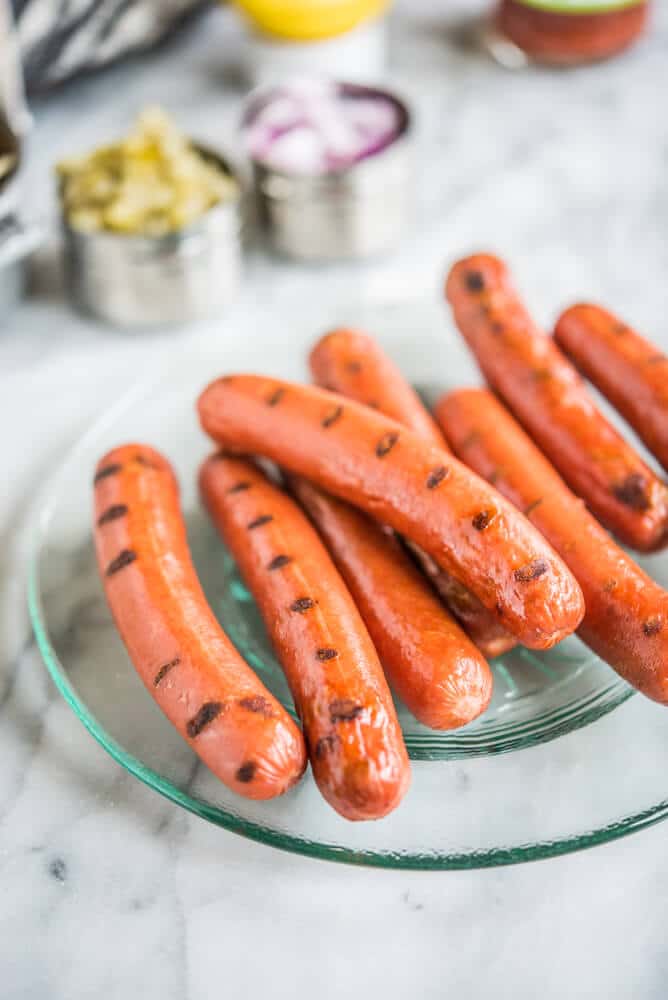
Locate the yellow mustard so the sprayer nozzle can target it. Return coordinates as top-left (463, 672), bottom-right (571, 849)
top-left (230, 0), bottom-right (390, 41)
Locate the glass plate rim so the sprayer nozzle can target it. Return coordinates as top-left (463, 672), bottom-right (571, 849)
top-left (25, 356), bottom-right (668, 871)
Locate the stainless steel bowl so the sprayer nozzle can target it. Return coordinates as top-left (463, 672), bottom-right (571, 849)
top-left (0, 212), bottom-right (42, 321)
top-left (0, 114), bottom-right (42, 325)
top-left (247, 85), bottom-right (413, 262)
top-left (61, 148), bottom-right (243, 329)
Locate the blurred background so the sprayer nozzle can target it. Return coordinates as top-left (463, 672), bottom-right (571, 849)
top-left (2, 0), bottom-right (663, 338)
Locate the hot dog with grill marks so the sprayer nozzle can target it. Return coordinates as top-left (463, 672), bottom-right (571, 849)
top-left (93, 444), bottom-right (307, 799)
top-left (289, 477), bottom-right (493, 730)
top-left (445, 254), bottom-right (668, 553)
top-left (436, 389), bottom-right (668, 705)
top-left (199, 454), bottom-right (410, 821)
top-left (311, 327), bottom-right (446, 446)
top-left (555, 304), bottom-right (668, 474)
top-left (309, 327), bottom-right (516, 658)
top-left (197, 375), bottom-right (585, 649)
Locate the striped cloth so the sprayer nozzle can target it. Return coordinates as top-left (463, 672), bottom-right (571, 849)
top-left (10, 0), bottom-right (207, 93)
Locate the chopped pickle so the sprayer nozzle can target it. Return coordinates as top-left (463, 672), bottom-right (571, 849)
top-left (57, 107), bottom-right (238, 236)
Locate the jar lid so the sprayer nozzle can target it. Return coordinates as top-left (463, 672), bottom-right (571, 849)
top-left (232, 0), bottom-right (389, 41)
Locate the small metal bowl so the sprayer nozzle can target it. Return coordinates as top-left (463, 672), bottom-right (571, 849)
top-left (0, 211), bottom-right (43, 322)
top-left (0, 119), bottom-right (43, 325)
top-left (245, 84), bottom-right (413, 262)
top-left (61, 147), bottom-right (243, 330)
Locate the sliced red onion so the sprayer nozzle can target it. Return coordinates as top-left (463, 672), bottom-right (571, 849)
top-left (262, 127), bottom-right (325, 175)
top-left (244, 79), bottom-right (405, 176)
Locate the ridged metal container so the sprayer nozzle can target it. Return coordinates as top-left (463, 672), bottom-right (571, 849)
top-left (61, 148), bottom-right (243, 330)
top-left (0, 125), bottom-right (42, 324)
top-left (247, 85), bottom-right (412, 262)
top-left (0, 208), bottom-right (42, 322)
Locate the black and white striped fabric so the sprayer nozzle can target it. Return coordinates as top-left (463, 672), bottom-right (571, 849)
top-left (11, 0), bottom-right (207, 93)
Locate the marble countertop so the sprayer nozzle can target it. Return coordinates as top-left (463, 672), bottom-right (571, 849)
top-left (3, 2), bottom-right (668, 997)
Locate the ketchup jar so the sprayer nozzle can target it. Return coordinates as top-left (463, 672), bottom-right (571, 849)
top-left (494, 1), bottom-right (651, 66)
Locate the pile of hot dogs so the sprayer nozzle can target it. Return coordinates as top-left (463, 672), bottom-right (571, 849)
top-left (93, 252), bottom-right (668, 822)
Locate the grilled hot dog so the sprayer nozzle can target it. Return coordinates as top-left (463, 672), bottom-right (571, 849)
top-left (436, 390), bottom-right (668, 705)
top-left (311, 328), bottom-right (446, 446)
top-left (310, 327), bottom-right (516, 658)
top-left (93, 444), bottom-right (307, 799)
top-left (199, 454), bottom-right (410, 821)
top-left (445, 254), bottom-right (668, 552)
top-left (555, 303), bottom-right (668, 474)
top-left (197, 375), bottom-right (585, 649)
top-left (290, 477), bottom-right (493, 730)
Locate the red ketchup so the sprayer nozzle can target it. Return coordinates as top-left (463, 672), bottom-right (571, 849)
top-left (496, 1), bottom-right (650, 65)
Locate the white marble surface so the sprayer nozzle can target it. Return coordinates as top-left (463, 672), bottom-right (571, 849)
top-left (3, 2), bottom-right (668, 997)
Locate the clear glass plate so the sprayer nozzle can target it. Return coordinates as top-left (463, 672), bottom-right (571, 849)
top-left (28, 298), bottom-right (668, 868)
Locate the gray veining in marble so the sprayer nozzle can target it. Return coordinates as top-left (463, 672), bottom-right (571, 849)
top-left (2, 2), bottom-right (668, 997)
